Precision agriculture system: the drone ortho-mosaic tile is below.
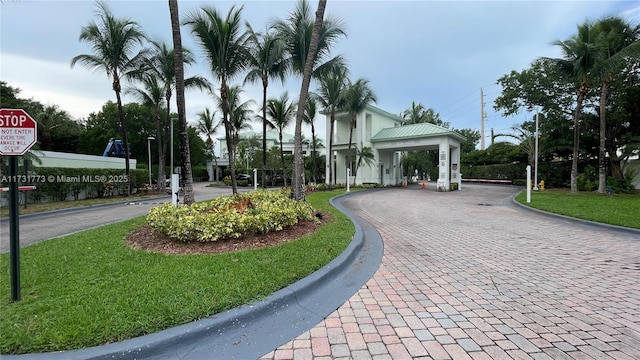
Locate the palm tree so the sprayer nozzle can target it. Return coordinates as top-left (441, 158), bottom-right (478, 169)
top-left (594, 17), bottom-right (640, 193)
top-left (186, 5), bottom-right (249, 195)
top-left (167, 0), bottom-right (196, 204)
top-left (315, 65), bottom-right (348, 184)
top-left (267, 92), bottom-right (297, 187)
top-left (142, 39), bottom-right (210, 189)
top-left (71, 0), bottom-right (147, 195)
top-left (244, 25), bottom-right (290, 189)
top-left (354, 144), bottom-right (376, 185)
top-left (213, 86), bottom-right (254, 176)
top-left (303, 96), bottom-right (320, 183)
top-left (402, 101), bottom-right (427, 124)
top-left (274, 0), bottom-right (343, 199)
top-left (196, 107), bottom-right (221, 180)
top-left (343, 78), bottom-right (377, 179)
top-left (549, 20), bottom-right (603, 193)
top-left (37, 105), bottom-right (73, 151)
top-left (125, 74), bottom-right (165, 189)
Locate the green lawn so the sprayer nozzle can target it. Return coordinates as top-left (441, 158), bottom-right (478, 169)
top-left (515, 189), bottom-right (640, 229)
top-left (0, 190), bottom-right (354, 355)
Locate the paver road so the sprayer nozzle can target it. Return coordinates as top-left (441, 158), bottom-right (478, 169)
top-left (262, 184), bottom-right (640, 359)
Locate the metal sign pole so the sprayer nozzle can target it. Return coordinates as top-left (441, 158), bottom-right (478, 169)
top-left (9, 156), bottom-right (21, 301)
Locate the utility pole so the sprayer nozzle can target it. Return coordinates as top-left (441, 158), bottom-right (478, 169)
top-left (480, 88), bottom-right (486, 150)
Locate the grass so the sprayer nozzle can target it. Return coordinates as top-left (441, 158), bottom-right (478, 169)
top-left (0, 190), bottom-right (354, 355)
top-left (514, 189), bottom-right (640, 229)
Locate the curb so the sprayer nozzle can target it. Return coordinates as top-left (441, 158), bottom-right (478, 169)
top-left (508, 192), bottom-right (640, 238)
top-left (4, 191), bottom-right (383, 360)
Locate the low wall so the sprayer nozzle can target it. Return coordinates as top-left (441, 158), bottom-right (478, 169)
top-left (35, 150), bottom-right (136, 169)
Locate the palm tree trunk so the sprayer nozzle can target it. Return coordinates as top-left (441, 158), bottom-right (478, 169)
top-left (311, 123), bottom-right (318, 183)
top-left (292, 0), bottom-right (327, 200)
top-left (279, 132), bottom-right (287, 187)
top-left (113, 79), bottom-right (131, 196)
top-left (169, 0), bottom-right (194, 204)
top-left (347, 115), bottom-right (355, 185)
top-left (221, 82), bottom-right (238, 195)
top-left (597, 80), bottom-right (609, 194)
top-left (571, 85), bottom-right (586, 193)
top-left (262, 78), bottom-right (268, 189)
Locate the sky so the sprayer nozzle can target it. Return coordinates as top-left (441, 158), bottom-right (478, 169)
top-left (1, 0), bottom-right (639, 150)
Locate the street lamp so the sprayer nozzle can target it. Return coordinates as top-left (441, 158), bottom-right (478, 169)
top-left (533, 109), bottom-right (539, 191)
top-left (147, 136), bottom-right (155, 187)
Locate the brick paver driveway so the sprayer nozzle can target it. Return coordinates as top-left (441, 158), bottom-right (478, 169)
top-left (262, 184), bottom-right (640, 359)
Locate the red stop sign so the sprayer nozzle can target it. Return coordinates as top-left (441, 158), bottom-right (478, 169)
top-left (0, 108), bottom-right (38, 155)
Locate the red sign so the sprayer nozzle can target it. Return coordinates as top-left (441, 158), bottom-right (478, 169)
top-left (0, 108), bottom-right (38, 155)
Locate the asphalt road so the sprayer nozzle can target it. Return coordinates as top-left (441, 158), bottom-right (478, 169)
top-left (0, 183), bottom-right (255, 253)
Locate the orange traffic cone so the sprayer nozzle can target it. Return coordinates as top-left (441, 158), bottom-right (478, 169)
top-left (422, 181), bottom-right (426, 189)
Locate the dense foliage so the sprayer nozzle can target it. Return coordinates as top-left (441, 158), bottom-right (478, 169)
top-left (146, 189), bottom-right (315, 242)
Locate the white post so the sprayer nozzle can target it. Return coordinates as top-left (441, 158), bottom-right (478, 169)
top-left (526, 165), bottom-right (531, 203)
top-left (346, 168), bottom-right (350, 193)
top-left (171, 173), bottom-right (179, 206)
top-left (459, 173), bottom-right (463, 190)
top-left (253, 168), bottom-right (257, 191)
top-left (533, 110), bottom-right (539, 191)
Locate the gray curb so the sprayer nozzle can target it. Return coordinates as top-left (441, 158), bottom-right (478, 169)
top-left (508, 191), bottom-right (640, 237)
top-left (4, 191), bottom-right (383, 360)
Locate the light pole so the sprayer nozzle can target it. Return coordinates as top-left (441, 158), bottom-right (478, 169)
top-left (147, 136), bottom-right (155, 186)
top-left (533, 109), bottom-right (539, 191)
top-left (170, 118), bottom-right (177, 175)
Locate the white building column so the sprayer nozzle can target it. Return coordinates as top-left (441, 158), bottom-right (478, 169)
top-left (451, 146), bottom-right (461, 190)
top-left (325, 114), bottom-right (332, 184)
top-left (438, 139), bottom-right (450, 191)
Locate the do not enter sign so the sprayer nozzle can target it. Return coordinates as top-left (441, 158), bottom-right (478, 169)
top-left (0, 108), bottom-right (38, 156)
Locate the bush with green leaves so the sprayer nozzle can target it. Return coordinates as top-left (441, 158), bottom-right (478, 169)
top-left (146, 190), bottom-right (315, 242)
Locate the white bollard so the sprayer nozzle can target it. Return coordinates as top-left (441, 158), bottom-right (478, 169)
top-left (253, 168), bottom-right (257, 191)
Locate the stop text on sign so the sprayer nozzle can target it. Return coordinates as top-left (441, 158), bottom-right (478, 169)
top-left (0, 114), bottom-right (31, 127)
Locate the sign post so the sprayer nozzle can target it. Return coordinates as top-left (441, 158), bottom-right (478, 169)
top-left (1, 108), bottom-right (38, 302)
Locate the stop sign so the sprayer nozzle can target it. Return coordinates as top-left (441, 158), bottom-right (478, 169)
top-left (0, 108), bottom-right (38, 156)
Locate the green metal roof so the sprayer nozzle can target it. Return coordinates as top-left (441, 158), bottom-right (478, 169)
top-left (370, 123), bottom-right (466, 142)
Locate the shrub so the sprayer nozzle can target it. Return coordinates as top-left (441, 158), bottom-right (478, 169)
top-left (577, 166), bottom-right (598, 192)
top-left (146, 190), bottom-right (315, 242)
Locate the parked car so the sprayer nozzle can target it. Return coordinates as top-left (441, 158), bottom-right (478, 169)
top-left (236, 173), bottom-right (253, 185)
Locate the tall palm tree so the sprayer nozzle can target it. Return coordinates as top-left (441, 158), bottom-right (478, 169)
top-left (315, 64), bottom-right (348, 184)
top-left (244, 25), bottom-right (290, 189)
top-left (354, 144), bottom-right (376, 185)
top-left (550, 20), bottom-right (603, 193)
top-left (213, 86), bottom-right (254, 174)
top-left (71, 0), bottom-right (147, 195)
top-left (344, 78), bottom-right (377, 179)
top-left (594, 17), bottom-right (640, 193)
top-left (186, 5), bottom-right (249, 195)
top-left (168, 0), bottom-right (196, 204)
top-left (274, 0), bottom-right (343, 199)
top-left (125, 74), bottom-right (165, 188)
top-left (143, 39), bottom-right (210, 189)
top-left (267, 92), bottom-right (297, 187)
top-left (304, 96), bottom-right (320, 183)
top-left (196, 107), bottom-right (221, 180)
